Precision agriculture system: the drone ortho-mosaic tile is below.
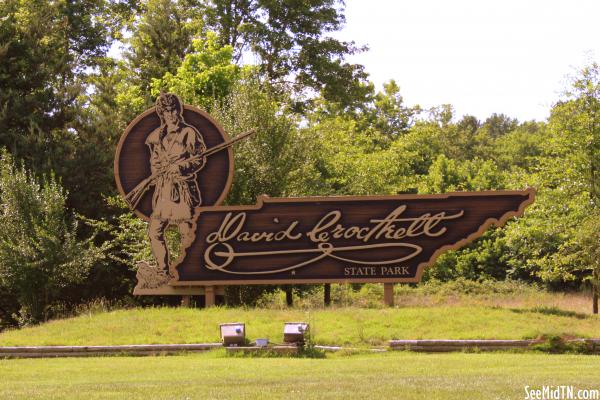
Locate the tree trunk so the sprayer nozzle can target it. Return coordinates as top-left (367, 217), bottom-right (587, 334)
top-left (594, 269), bottom-right (599, 315)
top-left (324, 284), bottom-right (331, 306)
top-left (285, 287), bottom-right (293, 307)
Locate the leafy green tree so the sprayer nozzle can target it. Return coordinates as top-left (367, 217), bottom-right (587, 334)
top-left (0, 0), bottom-right (117, 169)
top-left (428, 104), bottom-right (454, 128)
top-left (438, 116), bottom-right (497, 162)
top-left (387, 121), bottom-right (445, 180)
top-left (576, 212), bottom-right (600, 313)
top-left (425, 229), bottom-right (510, 282)
top-left (492, 121), bottom-right (545, 171)
top-left (567, 62), bottom-right (600, 208)
top-left (499, 63), bottom-right (599, 310)
top-left (501, 162), bottom-right (589, 288)
top-left (353, 80), bottom-right (420, 140)
top-left (151, 32), bottom-right (241, 110)
top-left (209, 77), bottom-right (319, 203)
top-left (481, 113), bottom-right (518, 139)
top-left (568, 62), bottom-right (600, 312)
top-left (417, 154), bottom-right (510, 281)
top-left (0, 151), bottom-right (106, 325)
top-left (544, 62), bottom-right (600, 311)
top-left (125, 0), bottom-right (202, 94)
top-left (204, 0), bottom-right (370, 108)
top-left (419, 154), bottom-right (505, 194)
top-left (305, 116), bottom-right (414, 195)
top-left (61, 60), bottom-right (133, 218)
top-left (0, 0), bottom-right (132, 219)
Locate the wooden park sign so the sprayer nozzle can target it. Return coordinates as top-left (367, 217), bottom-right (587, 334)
top-left (115, 93), bottom-right (535, 296)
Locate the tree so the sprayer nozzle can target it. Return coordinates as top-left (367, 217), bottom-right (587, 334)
top-left (567, 62), bottom-right (600, 208)
top-left (425, 229), bottom-right (510, 282)
top-left (0, 151), bottom-right (106, 325)
top-left (125, 0), bottom-right (202, 94)
top-left (0, 0), bottom-right (133, 219)
top-left (436, 114), bottom-right (501, 162)
top-left (299, 110), bottom-right (422, 196)
top-left (492, 121), bottom-right (545, 171)
top-left (209, 77), bottom-right (318, 203)
top-left (355, 80), bottom-right (420, 138)
top-left (499, 63), bottom-right (600, 310)
top-left (564, 62), bottom-right (600, 312)
top-left (416, 154), bottom-right (510, 281)
top-left (577, 212), bottom-right (600, 314)
top-left (418, 154), bottom-right (505, 194)
top-left (151, 32), bottom-right (241, 110)
top-left (0, 0), bottom-right (117, 171)
top-left (204, 0), bottom-right (370, 108)
top-left (481, 113), bottom-right (518, 139)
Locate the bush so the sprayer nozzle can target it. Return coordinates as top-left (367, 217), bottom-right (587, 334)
top-left (0, 150), bottom-right (106, 326)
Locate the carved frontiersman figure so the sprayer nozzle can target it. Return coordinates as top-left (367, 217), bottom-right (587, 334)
top-left (146, 93), bottom-right (207, 273)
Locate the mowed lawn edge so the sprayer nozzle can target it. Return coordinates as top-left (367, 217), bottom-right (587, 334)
top-left (1, 306), bottom-right (599, 347)
top-left (1, 352), bottom-right (600, 400)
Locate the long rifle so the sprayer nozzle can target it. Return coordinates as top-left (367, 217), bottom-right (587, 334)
top-left (125, 129), bottom-right (256, 209)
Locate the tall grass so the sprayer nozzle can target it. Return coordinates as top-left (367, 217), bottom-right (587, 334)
top-left (258, 279), bottom-right (593, 313)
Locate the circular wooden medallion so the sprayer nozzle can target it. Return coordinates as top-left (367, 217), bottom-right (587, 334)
top-left (114, 103), bottom-right (233, 221)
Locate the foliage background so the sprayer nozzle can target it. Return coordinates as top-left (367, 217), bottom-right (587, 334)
top-left (0, 0), bottom-right (598, 327)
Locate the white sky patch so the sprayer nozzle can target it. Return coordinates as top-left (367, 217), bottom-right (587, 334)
top-left (334, 0), bottom-right (600, 121)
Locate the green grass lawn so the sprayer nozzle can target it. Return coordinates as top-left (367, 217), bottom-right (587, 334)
top-left (1, 305), bottom-right (599, 347)
top-left (1, 352), bottom-right (599, 399)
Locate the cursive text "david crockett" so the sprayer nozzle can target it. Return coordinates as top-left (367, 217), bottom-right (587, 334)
top-left (206, 205), bottom-right (465, 245)
top-left (201, 205), bottom-right (464, 275)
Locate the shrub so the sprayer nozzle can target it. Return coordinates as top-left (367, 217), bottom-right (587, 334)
top-left (0, 150), bottom-right (106, 326)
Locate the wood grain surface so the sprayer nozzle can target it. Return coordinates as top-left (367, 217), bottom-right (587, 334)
top-left (171, 189), bottom-right (535, 285)
top-left (114, 104), bottom-right (233, 221)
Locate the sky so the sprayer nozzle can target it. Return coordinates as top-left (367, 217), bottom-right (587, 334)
top-left (333, 0), bottom-right (600, 122)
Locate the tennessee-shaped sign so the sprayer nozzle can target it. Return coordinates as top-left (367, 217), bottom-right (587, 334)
top-left (114, 94), bottom-right (535, 291)
top-left (173, 191), bottom-right (534, 285)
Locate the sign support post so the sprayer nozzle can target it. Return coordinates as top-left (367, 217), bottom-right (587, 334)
top-left (205, 286), bottom-right (216, 307)
top-left (384, 283), bottom-right (394, 307)
top-left (324, 284), bottom-right (331, 306)
top-left (181, 295), bottom-right (191, 307)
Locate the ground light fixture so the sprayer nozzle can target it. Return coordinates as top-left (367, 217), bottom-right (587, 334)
top-left (283, 322), bottom-right (309, 344)
top-left (219, 323), bottom-right (245, 346)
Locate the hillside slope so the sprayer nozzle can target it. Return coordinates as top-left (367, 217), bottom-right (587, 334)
top-left (1, 306), bottom-right (599, 347)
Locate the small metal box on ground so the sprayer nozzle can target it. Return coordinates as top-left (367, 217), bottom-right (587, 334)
top-left (219, 323), bottom-right (245, 346)
top-left (283, 322), bottom-right (309, 344)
